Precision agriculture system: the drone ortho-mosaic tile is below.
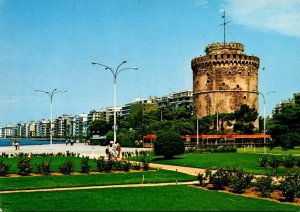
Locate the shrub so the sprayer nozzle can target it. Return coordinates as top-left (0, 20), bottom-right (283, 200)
top-left (0, 161), bottom-right (10, 176)
top-left (112, 160), bottom-right (130, 172)
top-left (131, 162), bottom-right (141, 170)
top-left (255, 175), bottom-right (274, 198)
top-left (37, 160), bottom-right (52, 175)
top-left (154, 130), bottom-right (185, 159)
top-left (59, 160), bottom-right (74, 175)
top-left (186, 145), bottom-right (237, 154)
top-left (197, 172), bottom-right (207, 186)
top-left (279, 170), bottom-right (300, 202)
top-left (95, 156), bottom-right (112, 172)
top-left (269, 157), bottom-right (281, 168)
top-left (1, 152), bottom-right (9, 158)
top-left (17, 157), bottom-right (32, 176)
top-left (120, 160), bottom-right (130, 172)
top-left (230, 168), bottom-right (254, 194)
top-left (209, 167), bottom-right (232, 190)
top-left (80, 156), bottom-right (90, 174)
top-left (282, 155), bottom-right (294, 168)
top-left (95, 156), bottom-right (106, 172)
top-left (258, 156), bottom-right (269, 168)
top-left (141, 155), bottom-right (149, 171)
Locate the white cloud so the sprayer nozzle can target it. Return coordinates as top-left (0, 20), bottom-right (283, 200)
top-left (223, 0), bottom-right (300, 38)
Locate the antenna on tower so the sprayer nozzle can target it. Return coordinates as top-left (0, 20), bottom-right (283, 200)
top-left (220, 10), bottom-right (230, 45)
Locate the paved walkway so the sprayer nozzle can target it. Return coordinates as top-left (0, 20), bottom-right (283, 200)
top-left (0, 143), bottom-right (149, 159)
top-left (149, 163), bottom-right (203, 176)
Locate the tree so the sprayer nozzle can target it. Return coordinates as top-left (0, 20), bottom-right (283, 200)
top-left (89, 120), bottom-right (110, 136)
top-left (233, 104), bottom-right (258, 134)
top-left (268, 105), bottom-right (300, 149)
top-left (154, 130), bottom-right (185, 158)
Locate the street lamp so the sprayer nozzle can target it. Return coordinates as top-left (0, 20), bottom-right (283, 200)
top-left (256, 90), bottom-right (275, 154)
top-left (35, 89), bottom-right (67, 151)
top-left (91, 61), bottom-right (138, 144)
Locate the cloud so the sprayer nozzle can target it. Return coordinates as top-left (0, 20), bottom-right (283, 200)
top-left (223, 0), bottom-right (300, 38)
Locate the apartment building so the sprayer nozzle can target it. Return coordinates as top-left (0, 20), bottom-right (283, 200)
top-left (156, 90), bottom-right (193, 109)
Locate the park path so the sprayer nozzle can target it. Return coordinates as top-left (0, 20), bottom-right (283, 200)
top-left (149, 163), bottom-right (204, 176)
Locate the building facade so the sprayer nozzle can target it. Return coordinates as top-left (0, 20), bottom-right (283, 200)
top-left (156, 90), bottom-right (193, 109)
top-left (192, 42), bottom-right (260, 127)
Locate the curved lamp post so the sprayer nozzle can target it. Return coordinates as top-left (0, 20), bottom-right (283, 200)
top-left (91, 61), bottom-right (138, 144)
top-left (35, 89), bottom-right (67, 151)
top-left (256, 90), bottom-right (275, 154)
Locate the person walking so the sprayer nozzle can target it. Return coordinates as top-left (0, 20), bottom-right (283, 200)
top-left (117, 143), bottom-right (122, 159)
top-left (112, 142), bottom-right (117, 159)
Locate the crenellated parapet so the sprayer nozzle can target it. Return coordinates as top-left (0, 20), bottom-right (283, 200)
top-left (191, 51), bottom-right (259, 70)
top-left (205, 42), bottom-right (244, 54)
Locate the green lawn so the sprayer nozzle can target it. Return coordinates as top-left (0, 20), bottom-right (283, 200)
top-left (1, 185), bottom-right (300, 211)
top-left (0, 169), bottom-right (195, 191)
top-left (132, 153), bottom-right (300, 175)
top-left (237, 146), bottom-right (300, 155)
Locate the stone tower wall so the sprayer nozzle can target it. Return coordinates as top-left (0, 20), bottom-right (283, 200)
top-left (191, 42), bottom-right (260, 127)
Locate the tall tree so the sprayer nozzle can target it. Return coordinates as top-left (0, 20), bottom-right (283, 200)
top-left (268, 105), bottom-right (300, 149)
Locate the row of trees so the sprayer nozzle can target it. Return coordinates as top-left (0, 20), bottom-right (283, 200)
top-left (89, 104), bottom-right (259, 147)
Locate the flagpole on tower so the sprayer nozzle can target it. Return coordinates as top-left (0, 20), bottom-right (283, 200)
top-left (221, 10), bottom-right (230, 45)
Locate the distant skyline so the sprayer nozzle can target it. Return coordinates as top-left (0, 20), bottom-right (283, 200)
top-left (1, 0), bottom-right (299, 126)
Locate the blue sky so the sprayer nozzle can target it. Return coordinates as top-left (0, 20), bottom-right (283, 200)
top-left (0, 0), bottom-right (299, 126)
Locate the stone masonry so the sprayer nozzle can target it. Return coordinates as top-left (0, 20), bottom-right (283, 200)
top-left (191, 42), bottom-right (260, 128)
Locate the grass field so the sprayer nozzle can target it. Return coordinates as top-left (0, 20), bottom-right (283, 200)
top-left (237, 146), bottom-right (300, 155)
top-left (1, 185), bottom-right (300, 211)
top-left (131, 153), bottom-right (300, 175)
top-left (0, 169), bottom-right (195, 191)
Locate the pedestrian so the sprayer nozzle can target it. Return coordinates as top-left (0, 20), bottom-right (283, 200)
top-left (112, 142), bottom-right (117, 159)
top-left (105, 143), bottom-right (110, 157)
top-left (70, 139), bottom-right (74, 146)
top-left (17, 142), bottom-right (20, 150)
top-left (66, 139), bottom-right (69, 146)
top-left (14, 141), bottom-right (18, 150)
top-left (116, 143), bottom-right (122, 159)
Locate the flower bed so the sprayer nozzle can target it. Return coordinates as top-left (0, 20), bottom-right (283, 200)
top-left (196, 167), bottom-right (300, 204)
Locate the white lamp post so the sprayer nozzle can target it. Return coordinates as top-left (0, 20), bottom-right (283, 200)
top-left (35, 89), bottom-right (67, 151)
top-left (91, 61), bottom-right (138, 144)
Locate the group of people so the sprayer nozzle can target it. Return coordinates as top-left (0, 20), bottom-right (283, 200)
top-left (106, 141), bottom-right (122, 159)
top-left (65, 139), bottom-right (76, 146)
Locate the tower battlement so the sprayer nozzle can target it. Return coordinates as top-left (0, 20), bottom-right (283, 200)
top-left (205, 42), bottom-right (244, 55)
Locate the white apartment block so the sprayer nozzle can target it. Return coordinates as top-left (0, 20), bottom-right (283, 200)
top-left (73, 113), bottom-right (88, 137)
top-left (156, 90), bottom-right (193, 109)
top-left (0, 124), bottom-right (15, 138)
